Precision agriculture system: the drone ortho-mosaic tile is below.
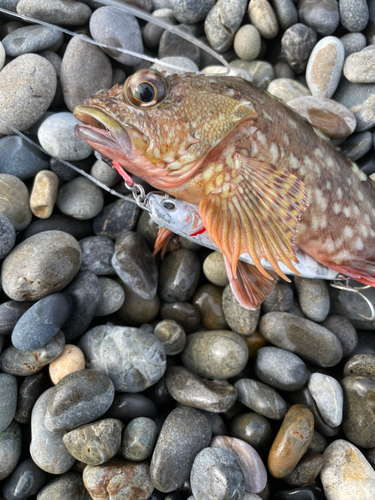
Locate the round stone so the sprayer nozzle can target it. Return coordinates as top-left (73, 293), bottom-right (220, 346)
top-left (282, 452), bottom-right (324, 487)
top-left (320, 314), bottom-right (357, 357)
top-left (181, 330), bottom-right (248, 380)
top-left (3, 458), bottom-right (46, 500)
top-left (343, 353), bottom-right (375, 377)
top-left (79, 236), bottom-right (115, 276)
top-left (49, 344), bottom-right (86, 384)
top-left (298, 0), bottom-right (339, 35)
top-left (161, 302), bottom-right (201, 334)
top-left (37, 472), bottom-right (85, 500)
top-left (248, 0), bottom-right (279, 39)
top-left (91, 158), bottom-right (120, 187)
top-left (0, 421), bottom-right (22, 481)
top-left (94, 199), bottom-right (141, 240)
top-left (105, 393), bottom-right (157, 424)
top-left (281, 24), bottom-right (318, 74)
top-left (334, 79), bottom-right (375, 132)
top-left (230, 412), bottom-right (273, 452)
top-left (16, 0), bottom-right (92, 25)
top-left (0, 213), bottom-right (15, 260)
top-left (0, 54), bottom-right (56, 135)
top-left (30, 170), bottom-right (59, 219)
top-left (117, 281), bottom-right (160, 325)
top-left (0, 174), bottom-right (32, 231)
top-left (234, 378), bottom-right (287, 420)
top-left (340, 32), bottom-right (366, 57)
top-left (204, 0), bottom-right (248, 52)
top-left (203, 251), bottom-right (229, 287)
top-left (95, 277), bottom-right (125, 317)
top-left (233, 24), bottom-right (261, 61)
top-left (0, 374), bottom-right (17, 434)
top-left (121, 417), bottom-right (158, 461)
top-left (78, 325), bottom-right (166, 392)
top-left (14, 372), bottom-right (47, 425)
top-left (308, 373), bottom-right (343, 427)
top-left (0, 135), bottom-right (49, 180)
top-left (255, 347), bottom-right (307, 391)
top-left (165, 366), bottom-right (237, 412)
top-left (262, 282), bottom-right (294, 313)
top-left (344, 46), bottom-right (375, 84)
top-left (339, 0), bottom-right (369, 32)
top-left (340, 131), bottom-right (373, 161)
top-left (173, 0), bottom-right (215, 23)
top-left (267, 78), bottom-right (311, 103)
top-left (57, 177), bottom-right (104, 220)
top-left (2, 25), bottom-right (63, 57)
top-left (222, 285), bottom-right (260, 335)
top-left (154, 319), bottom-right (186, 355)
top-left (193, 284), bottom-right (228, 330)
top-left (294, 277), bottom-right (330, 321)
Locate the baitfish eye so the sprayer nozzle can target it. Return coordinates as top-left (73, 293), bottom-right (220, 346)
top-left (162, 199), bottom-right (176, 211)
top-left (123, 69), bottom-right (169, 108)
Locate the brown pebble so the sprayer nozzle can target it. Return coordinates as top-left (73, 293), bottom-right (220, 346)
top-left (343, 353), bottom-right (375, 378)
top-left (192, 284), bottom-right (228, 330)
top-left (49, 344), bottom-right (85, 384)
top-left (243, 331), bottom-right (267, 358)
top-left (268, 404), bottom-right (314, 478)
top-left (282, 451), bottom-right (324, 487)
top-left (30, 170), bottom-right (59, 219)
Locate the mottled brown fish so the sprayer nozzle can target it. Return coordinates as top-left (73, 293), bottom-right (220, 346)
top-left (73, 69), bottom-right (375, 309)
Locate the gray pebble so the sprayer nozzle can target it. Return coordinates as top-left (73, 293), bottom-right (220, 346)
top-left (117, 281), bottom-right (160, 326)
top-left (334, 78), bottom-right (375, 132)
top-left (230, 412), bottom-right (273, 451)
top-left (14, 372), bottom-right (47, 425)
top-left (294, 277), bottom-right (330, 322)
top-left (262, 282), bottom-right (294, 313)
top-left (204, 0), bottom-right (248, 52)
top-left (222, 285), bottom-right (260, 335)
top-left (308, 430), bottom-right (328, 453)
top-left (173, 0), bottom-right (215, 24)
top-left (0, 41), bottom-right (5, 70)
top-left (0, 54), bottom-right (56, 135)
top-left (36, 472), bottom-right (85, 500)
top-left (158, 28), bottom-right (200, 67)
top-left (60, 36), bottom-right (112, 112)
top-left (0, 374), bottom-right (17, 434)
top-left (39, 50), bottom-right (62, 77)
top-left (234, 378), bottom-right (287, 420)
top-left (159, 249), bottom-right (200, 303)
top-left (63, 418), bottom-right (123, 465)
top-left (0, 135), bottom-right (49, 180)
top-left (298, 0), bottom-right (339, 36)
top-left (272, 0), bottom-right (298, 30)
top-left (90, 158), bottom-right (120, 187)
top-left (320, 314), bottom-right (358, 357)
top-left (267, 78), bottom-right (311, 102)
top-left (249, 0), bottom-right (279, 39)
top-left (0, 301), bottom-right (31, 335)
top-left (3, 458), bottom-right (46, 500)
top-left (121, 417), bottom-right (158, 461)
top-left (89, 6), bottom-right (143, 66)
top-left (154, 319), bottom-right (186, 355)
top-left (57, 177), bottom-right (104, 220)
top-left (259, 312), bottom-right (343, 366)
top-left (232, 60), bottom-right (275, 89)
top-left (181, 330), bottom-right (248, 379)
top-left (152, 56), bottom-right (199, 75)
top-left (16, 0), bottom-right (92, 25)
top-left (150, 406), bottom-right (212, 492)
top-left (202, 411), bottom-right (228, 436)
top-left (308, 372), bottom-right (343, 427)
top-left (30, 388), bottom-right (75, 474)
top-left (143, 9), bottom-right (176, 50)
top-left (233, 24), bottom-right (261, 61)
top-left (0, 213), bottom-right (15, 260)
top-left (161, 302), bottom-right (201, 334)
top-left (203, 252), bottom-right (229, 287)
top-left (79, 236), bottom-right (115, 276)
top-left (344, 45), bottom-right (375, 83)
top-left (94, 199), bottom-right (141, 240)
top-left (78, 325), bottom-right (166, 392)
top-left (0, 174), bottom-right (32, 231)
top-left (2, 25), bottom-right (63, 57)
top-left (105, 393), bottom-right (157, 424)
top-left (191, 447), bottom-right (245, 500)
top-left (340, 131), bottom-right (372, 160)
top-left (0, 421), bottom-right (22, 480)
top-left (281, 23), bottom-right (318, 73)
top-left (95, 277), bottom-right (125, 317)
top-left (339, 0), bottom-right (369, 32)
top-left (340, 32), bottom-right (367, 57)
top-left (274, 61), bottom-right (295, 79)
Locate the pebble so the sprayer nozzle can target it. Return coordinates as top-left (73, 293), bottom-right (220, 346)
top-left (57, 177), bottom-right (104, 220)
top-left (0, 374), bottom-right (17, 433)
top-left (0, 421), bottom-right (22, 480)
top-left (306, 36), bottom-right (345, 98)
top-left (191, 447), bottom-right (245, 500)
top-left (91, 158), bottom-right (120, 187)
top-left (308, 373), bottom-right (343, 427)
top-left (192, 284), bottom-right (228, 330)
top-left (294, 277), bottom-right (330, 322)
top-left (298, 0), bottom-right (339, 36)
top-left (235, 378), bottom-right (287, 420)
top-left (340, 130), bottom-right (372, 160)
top-left (259, 312), bottom-right (343, 367)
top-left (117, 281), bottom-right (160, 325)
top-left (272, 0), bottom-right (297, 30)
top-left (222, 285), bottom-right (260, 335)
top-left (78, 325), bottom-right (166, 392)
top-left (233, 24), bottom-right (261, 61)
top-left (121, 417), bottom-right (158, 461)
top-left (262, 283), bottom-right (294, 313)
top-left (30, 387), bottom-right (75, 474)
top-left (255, 346), bottom-right (307, 391)
top-left (0, 135), bottom-right (49, 180)
top-left (24, 214), bottom-right (92, 242)
top-left (0, 174), bottom-right (32, 231)
top-left (0, 54), bottom-right (56, 135)
top-left (38, 112), bottom-right (92, 161)
top-left (154, 320), bottom-right (186, 355)
top-left (152, 55), bottom-right (199, 75)
top-left (203, 251), bottom-right (229, 287)
top-left (159, 249), bottom-right (201, 303)
top-left (1, 331), bottom-right (65, 376)
top-left (16, 0), bottom-right (91, 25)
top-left (143, 9), bottom-right (176, 50)
top-left (3, 458), bottom-right (46, 500)
top-left (45, 369), bottom-right (115, 431)
top-left (274, 61), bottom-right (295, 79)
top-left (2, 25), bottom-right (63, 57)
top-left (79, 236), bottom-right (115, 276)
top-left (281, 24), bottom-right (318, 74)
top-left (320, 314), bottom-right (358, 357)
top-left (334, 79), bottom-right (375, 132)
top-left (321, 440), bottom-right (375, 499)
top-left (105, 393), bottom-right (157, 424)
top-left (161, 302), bottom-right (201, 334)
top-left (63, 418), bottom-right (123, 465)
top-left (283, 452), bottom-right (324, 487)
top-left (204, 0), bottom-right (248, 52)
top-left (210, 436), bottom-right (267, 493)
top-left (95, 277), bottom-right (125, 317)
top-left (230, 412), bottom-right (273, 451)
top-left (166, 366), bottom-right (237, 412)
top-left (150, 407), bottom-right (212, 492)
top-left (112, 230), bottom-right (158, 300)
top-left (94, 199), bottom-right (141, 240)
top-left (308, 430), bottom-right (328, 453)
top-left (344, 45), bottom-right (375, 84)
top-left (339, 0), bottom-right (369, 32)
top-left (14, 372), bottom-right (47, 424)
top-left (49, 344), bottom-right (85, 384)
top-left (267, 78), bottom-right (311, 103)
top-left (0, 41), bottom-right (4, 70)
top-left (234, 60), bottom-right (275, 89)
top-left (328, 283), bottom-right (375, 329)
top-left (343, 353), bottom-right (375, 377)
top-left (60, 37), bottom-right (113, 113)
top-left (89, 6), bottom-right (143, 66)
top-left (29, 170), bottom-right (59, 219)
top-left (0, 213), bottom-right (15, 260)
top-left (173, 0), bottom-right (215, 23)
top-left (249, 0), bottom-right (278, 39)
top-left (182, 330), bottom-right (248, 379)
top-left (340, 32), bottom-right (367, 57)
top-left (37, 472), bottom-right (85, 500)
top-left (49, 157), bottom-right (78, 182)
top-left (341, 375), bottom-right (375, 448)
top-left (268, 404), bottom-right (314, 478)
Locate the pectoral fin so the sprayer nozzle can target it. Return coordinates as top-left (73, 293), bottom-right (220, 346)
top-left (154, 227), bottom-right (175, 258)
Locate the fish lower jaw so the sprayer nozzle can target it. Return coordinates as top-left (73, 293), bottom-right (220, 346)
top-left (73, 124), bottom-right (120, 150)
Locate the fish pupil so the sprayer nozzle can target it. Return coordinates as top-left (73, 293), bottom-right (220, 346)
top-left (134, 82), bottom-right (155, 102)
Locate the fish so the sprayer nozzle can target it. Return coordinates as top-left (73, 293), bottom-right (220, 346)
top-left (73, 68), bottom-right (375, 309)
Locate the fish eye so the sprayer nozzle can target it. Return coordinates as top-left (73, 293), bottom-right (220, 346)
top-left (162, 199), bottom-right (176, 211)
top-left (123, 69), bottom-right (169, 108)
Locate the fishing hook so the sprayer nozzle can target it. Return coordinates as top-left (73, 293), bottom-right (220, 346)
top-left (330, 274), bottom-right (375, 321)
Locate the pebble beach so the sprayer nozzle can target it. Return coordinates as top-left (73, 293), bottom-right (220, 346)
top-left (1, 0), bottom-right (375, 499)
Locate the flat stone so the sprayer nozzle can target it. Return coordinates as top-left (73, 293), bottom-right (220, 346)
top-left (343, 353), bottom-right (375, 377)
top-left (321, 440), bottom-right (375, 500)
top-left (320, 314), bottom-right (358, 357)
top-left (0, 174), bottom-right (32, 231)
top-left (192, 284), bottom-right (228, 330)
top-left (0, 54), bottom-right (56, 135)
top-left (36, 472), bottom-right (85, 500)
top-left (121, 417), bottom-right (158, 461)
top-left (94, 199), bottom-right (141, 240)
top-left (234, 378), bottom-right (287, 420)
top-left (262, 283), bottom-right (294, 313)
top-left (306, 36), bottom-right (345, 98)
top-left (203, 251), bottom-right (229, 287)
top-left (268, 404), bottom-right (314, 478)
top-left (258, 312), bottom-right (343, 367)
top-left (45, 369), bottom-right (115, 431)
top-left (165, 366), bottom-right (237, 412)
top-left (334, 78), bottom-right (375, 132)
top-left (16, 0), bottom-right (91, 25)
top-left (294, 277), bottom-right (330, 321)
top-left (298, 0), bottom-right (339, 35)
top-left (308, 373), bottom-right (343, 427)
top-left (79, 236), bottom-right (115, 276)
top-left (210, 436), bottom-right (267, 493)
top-left (267, 78), bottom-right (311, 103)
top-left (2, 25), bottom-right (63, 56)
top-left (230, 412), bottom-right (273, 452)
top-left (95, 277), bottom-right (125, 317)
top-left (0, 421), bottom-right (22, 481)
top-left (117, 281), bottom-right (160, 326)
top-left (0, 374), bottom-right (17, 434)
top-left (78, 325), bottom-right (166, 393)
top-left (255, 346), bottom-right (307, 391)
top-left (340, 32), bottom-right (367, 57)
top-left (344, 45), bottom-right (375, 84)
top-left (3, 458), bottom-right (46, 500)
top-left (281, 24), bottom-right (318, 73)
top-left (248, 0), bottom-right (278, 39)
top-left (49, 344), bottom-right (86, 384)
top-left (105, 393), bottom-right (157, 424)
top-left (191, 447), bottom-right (245, 500)
top-left (233, 24), bottom-right (261, 61)
top-left (0, 135), bottom-right (49, 180)
top-left (154, 320), bottom-right (186, 355)
top-left (30, 387), bottom-right (75, 474)
top-left (150, 407), bottom-right (212, 492)
top-left (181, 330), bottom-right (248, 379)
top-left (222, 285), bottom-right (260, 335)
top-left (83, 460), bottom-right (154, 500)
top-left (204, 0), bottom-right (248, 52)
top-left (339, 0), bottom-right (369, 32)
top-left (340, 130), bottom-right (372, 161)
top-left (161, 302), bottom-right (201, 334)
top-left (14, 372), bottom-right (48, 424)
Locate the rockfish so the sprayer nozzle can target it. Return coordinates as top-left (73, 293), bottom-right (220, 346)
top-left (73, 69), bottom-right (375, 309)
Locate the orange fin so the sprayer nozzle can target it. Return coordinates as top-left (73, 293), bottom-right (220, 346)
top-left (198, 154), bottom-right (309, 281)
top-left (324, 260), bottom-right (375, 287)
top-left (223, 255), bottom-right (277, 310)
top-left (153, 227), bottom-right (174, 258)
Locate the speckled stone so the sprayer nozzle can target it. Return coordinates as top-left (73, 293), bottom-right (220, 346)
top-left (79, 236), bottom-right (115, 276)
top-left (344, 45), bottom-right (375, 84)
top-left (3, 458), bottom-right (46, 500)
top-left (94, 199), bottom-right (141, 240)
top-left (150, 407), bottom-right (212, 492)
top-left (30, 170), bottom-right (59, 219)
top-left (49, 344), bottom-right (85, 384)
top-left (281, 24), bottom-right (318, 73)
top-left (121, 417), bottom-right (158, 461)
top-left (36, 472), bottom-right (85, 500)
top-left (16, 0), bottom-right (92, 25)
top-left (0, 213), bottom-right (15, 260)
top-left (222, 285), bottom-right (260, 335)
top-left (268, 404), bottom-right (314, 478)
top-left (339, 0), bottom-right (369, 32)
top-left (294, 277), bottom-right (330, 321)
top-left (232, 60), bottom-right (275, 89)
top-left (272, 0), bottom-right (297, 30)
top-left (234, 24), bottom-right (261, 61)
top-left (0, 175), bottom-right (32, 231)
top-left (203, 252), bottom-right (229, 287)
top-left (166, 366), bottom-right (237, 412)
top-left (191, 447), bottom-right (245, 500)
top-left (63, 418), bottom-right (123, 465)
top-left (321, 315), bottom-right (358, 357)
top-left (57, 177), bottom-right (104, 220)
top-left (204, 0), bottom-right (248, 52)
top-left (95, 277), bottom-right (125, 317)
top-left (0, 54), bottom-right (56, 135)
top-left (159, 249), bottom-right (201, 303)
top-left (298, 0), bottom-right (339, 35)
top-left (321, 440), bottom-right (375, 500)
top-left (255, 347), bottom-right (307, 391)
top-left (91, 158), bottom-right (120, 187)
top-left (340, 130), bottom-right (372, 161)
top-left (45, 369), bottom-right (115, 432)
top-left (161, 302), bottom-right (200, 334)
top-left (340, 32), bottom-right (366, 57)
top-left (267, 78), bottom-right (311, 103)
top-left (105, 393), bottom-right (157, 424)
top-left (234, 379), bottom-right (287, 420)
top-left (173, 0), bottom-right (215, 23)
top-left (333, 79), bottom-right (375, 132)
top-left (154, 320), bottom-right (186, 355)
top-left (181, 330), bottom-right (248, 380)
top-left (192, 284), bottom-right (228, 330)
top-left (308, 373), bottom-right (343, 427)
top-left (79, 325), bottom-right (166, 393)
top-left (83, 459), bottom-right (154, 500)
top-left (0, 374), bottom-right (17, 434)
top-left (117, 281), bottom-right (160, 326)
top-left (283, 452), bottom-right (324, 487)
top-left (2, 25), bottom-right (63, 56)
top-left (344, 353), bottom-right (375, 377)
top-left (259, 312), bottom-right (343, 367)
top-left (248, 0), bottom-right (278, 39)
top-left (230, 412), bottom-right (273, 451)
top-left (262, 283), bottom-right (294, 313)
top-left (0, 421), bottom-right (22, 480)
top-left (152, 56), bottom-right (199, 75)
top-left (14, 372), bottom-right (47, 424)
top-left (30, 387), bottom-right (75, 474)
